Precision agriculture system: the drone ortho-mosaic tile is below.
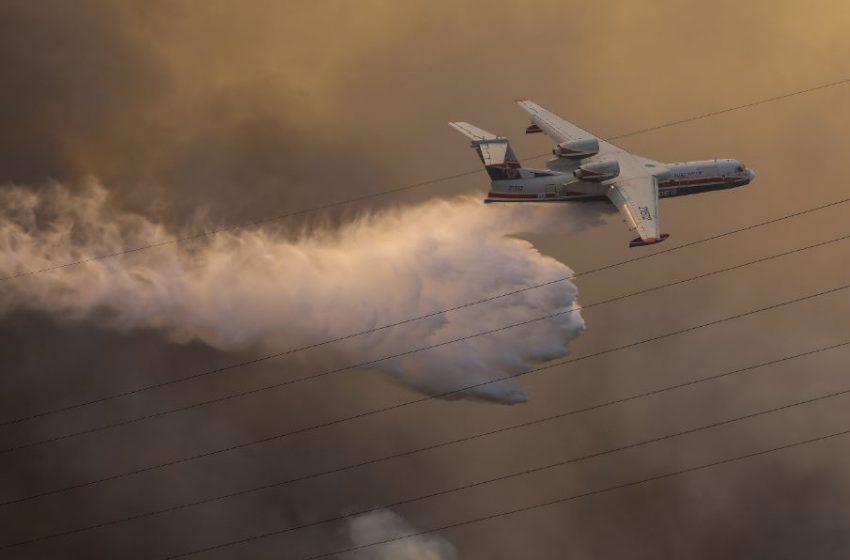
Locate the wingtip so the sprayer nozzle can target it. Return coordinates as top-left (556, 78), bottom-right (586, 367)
top-left (628, 233), bottom-right (670, 248)
top-left (514, 97), bottom-right (529, 103)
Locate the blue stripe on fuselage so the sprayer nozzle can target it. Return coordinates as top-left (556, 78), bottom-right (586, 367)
top-left (659, 177), bottom-right (751, 198)
top-left (485, 195), bottom-right (608, 204)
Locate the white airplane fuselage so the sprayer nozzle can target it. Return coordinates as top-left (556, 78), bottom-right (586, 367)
top-left (450, 104), bottom-right (756, 247)
top-left (485, 158), bottom-right (756, 203)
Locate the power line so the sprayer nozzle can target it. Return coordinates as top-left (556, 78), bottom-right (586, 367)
top-left (2, 75), bottom-right (848, 284)
top-left (604, 76), bottom-right (850, 142)
top-left (1, 72), bottom-right (846, 557)
top-left (162, 384), bottom-right (850, 559)
top-left (7, 340), bottom-right (847, 549)
top-left (1, 73), bottom-right (840, 524)
top-left (4, 195), bottom-right (849, 431)
top-left (2, 278), bottom-right (847, 509)
top-left (4, 230), bottom-right (848, 456)
top-left (304, 431), bottom-right (850, 560)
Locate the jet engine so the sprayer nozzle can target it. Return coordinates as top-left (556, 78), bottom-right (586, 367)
top-left (553, 138), bottom-right (599, 159)
top-left (573, 160), bottom-right (620, 182)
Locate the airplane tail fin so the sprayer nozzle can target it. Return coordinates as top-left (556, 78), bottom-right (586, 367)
top-left (448, 122), bottom-right (523, 181)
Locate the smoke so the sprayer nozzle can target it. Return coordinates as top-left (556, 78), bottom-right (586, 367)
top-left (0, 179), bottom-right (592, 404)
top-left (342, 509), bottom-right (457, 560)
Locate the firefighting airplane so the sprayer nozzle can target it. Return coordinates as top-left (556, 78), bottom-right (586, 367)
top-left (449, 99), bottom-right (756, 247)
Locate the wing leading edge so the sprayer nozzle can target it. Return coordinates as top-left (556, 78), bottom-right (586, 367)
top-left (515, 98), bottom-right (620, 158)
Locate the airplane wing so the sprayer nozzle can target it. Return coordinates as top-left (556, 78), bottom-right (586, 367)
top-left (516, 99), bottom-right (667, 246)
top-left (516, 98), bottom-right (620, 157)
top-left (606, 171), bottom-right (665, 246)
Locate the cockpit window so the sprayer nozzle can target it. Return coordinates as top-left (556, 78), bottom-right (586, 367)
top-left (735, 166), bottom-right (744, 172)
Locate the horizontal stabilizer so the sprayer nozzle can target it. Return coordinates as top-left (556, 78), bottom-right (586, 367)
top-left (448, 121), bottom-right (501, 143)
top-left (449, 121), bottom-right (520, 174)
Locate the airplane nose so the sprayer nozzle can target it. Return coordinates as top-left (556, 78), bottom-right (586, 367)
top-left (747, 168), bottom-right (756, 181)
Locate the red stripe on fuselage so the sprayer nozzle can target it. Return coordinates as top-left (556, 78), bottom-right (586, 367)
top-left (659, 176), bottom-right (730, 188)
top-left (487, 192), bottom-right (539, 199)
top-left (487, 192), bottom-right (595, 200)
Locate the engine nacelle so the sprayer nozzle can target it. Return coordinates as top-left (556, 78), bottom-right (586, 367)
top-left (553, 138), bottom-right (599, 159)
top-left (573, 160), bottom-right (620, 182)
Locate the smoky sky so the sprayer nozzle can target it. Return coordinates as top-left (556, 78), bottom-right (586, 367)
top-left (2, 1), bottom-right (850, 559)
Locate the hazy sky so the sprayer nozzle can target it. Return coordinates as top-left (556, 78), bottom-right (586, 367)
top-left (2, 1), bottom-right (850, 558)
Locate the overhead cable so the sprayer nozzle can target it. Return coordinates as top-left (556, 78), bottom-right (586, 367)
top-left (3, 75), bottom-right (848, 283)
top-left (164, 386), bottom-right (850, 559)
top-left (7, 339), bottom-right (848, 549)
top-left (3, 278), bottom-right (848, 508)
top-left (4, 199), bottom-right (848, 431)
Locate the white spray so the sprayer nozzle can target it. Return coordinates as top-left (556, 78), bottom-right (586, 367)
top-left (0, 180), bottom-right (597, 404)
top-left (342, 509), bottom-right (456, 560)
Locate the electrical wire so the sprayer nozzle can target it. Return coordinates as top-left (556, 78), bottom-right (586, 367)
top-left (3, 230), bottom-right (848, 455)
top-left (6, 339), bottom-right (847, 549)
top-left (2, 75), bottom-right (848, 284)
top-left (162, 384), bottom-right (850, 559)
top-left (3, 196), bottom-right (848, 432)
top-left (302, 428), bottom-right (850, 560)
top-left (2, 69), bottom-right (849, 558)
top-left (2, 276), bottom-right (847, 509)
